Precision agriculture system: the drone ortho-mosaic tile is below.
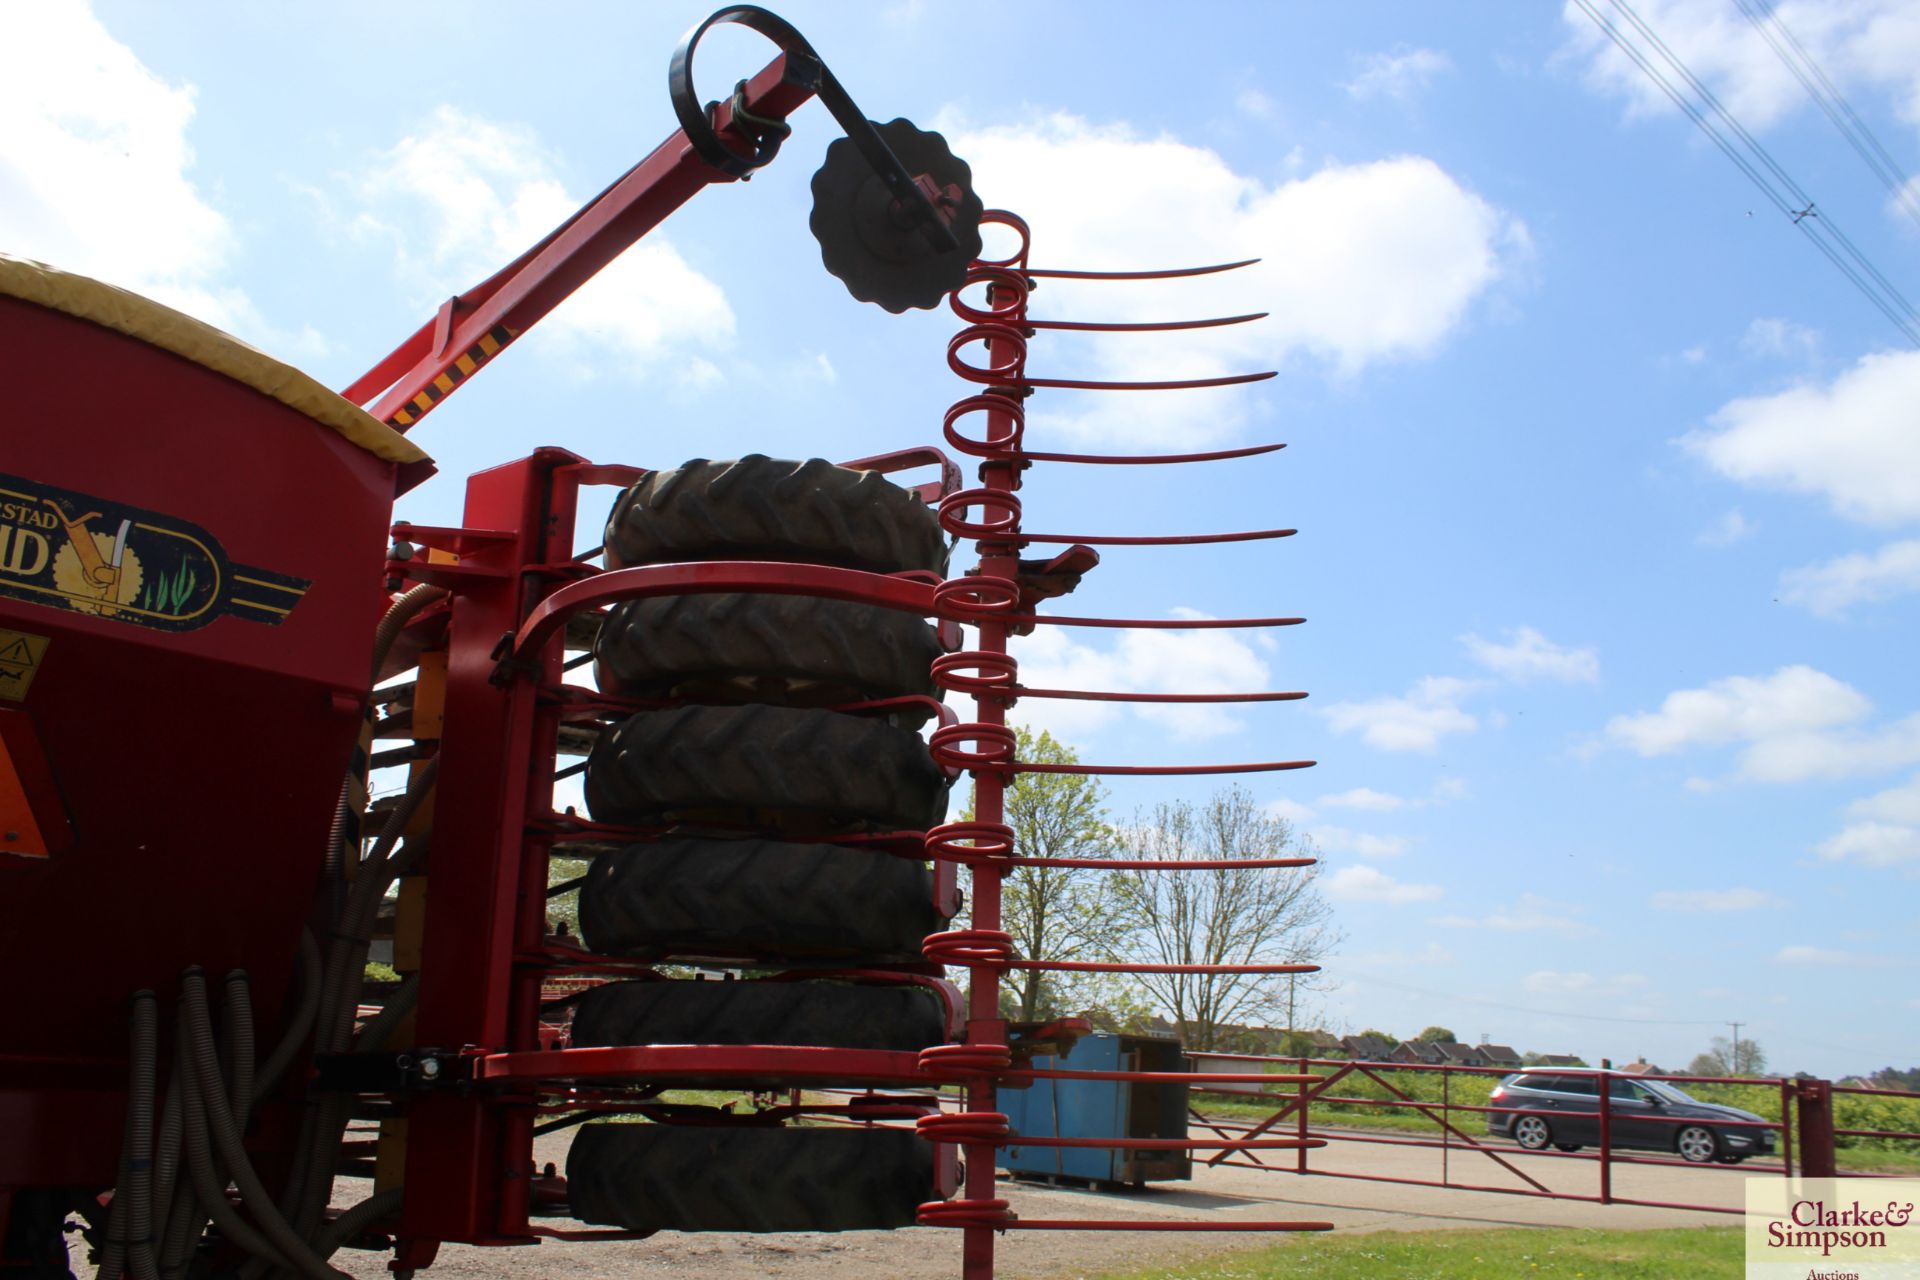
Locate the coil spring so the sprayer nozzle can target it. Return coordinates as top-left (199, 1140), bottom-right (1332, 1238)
top-left (916, 1111), bottom-right (1011, 1144)
top-left (928, 722), bottom-right (1017, 772)
top-left (930, 651), bottom-right (1018, 698)
top-left (923, 819), bottom-right (1016, 866)
top-left (916, 1197), bottom-right (1015, 1229)
top-left (917, 213), bottom-right (1035, 1187)
top-left (917, 1041), bottom-right (1013, 1076)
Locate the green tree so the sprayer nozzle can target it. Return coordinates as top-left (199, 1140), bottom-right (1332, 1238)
top-left (1111, 784), bottom-right (1339, 1053)
top-left (974, 727), bottom-right (1127, 1022)
top-left (1688, 1035), bottom-right (1768, 1076)
top-left (1416, 1025), bottom-right (1458, 1044)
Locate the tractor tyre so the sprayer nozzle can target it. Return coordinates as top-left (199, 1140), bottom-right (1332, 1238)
top-left (584, 703), bottom-right (949, 832)
top-left (568, 1124), bottom-right (934, 1232)
top-left (578, 836), bottom-right (949, 964)
top-left (604, 455), bottom-right (947, 575)
top-left (594, 592), bottom-right (941, 716)
top-left (570, 979), bottom-right (947, 1055)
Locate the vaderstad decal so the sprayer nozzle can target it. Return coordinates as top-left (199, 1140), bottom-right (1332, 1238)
top-left (0, 473), bottom-right (309, 631)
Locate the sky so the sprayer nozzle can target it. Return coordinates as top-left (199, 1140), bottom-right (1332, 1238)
top-left (5, 0), bottom-right (1919, 1078)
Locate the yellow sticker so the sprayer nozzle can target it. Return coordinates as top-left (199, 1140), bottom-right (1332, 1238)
top-left (0, 627), bottom-right (49, 701)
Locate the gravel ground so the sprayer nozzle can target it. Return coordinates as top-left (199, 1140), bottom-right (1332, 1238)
top-left (330, 1125), bottom-right (1737, 1280)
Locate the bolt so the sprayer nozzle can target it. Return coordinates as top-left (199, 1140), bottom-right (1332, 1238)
top-left (419, 1057), bottom-right (442, 1081)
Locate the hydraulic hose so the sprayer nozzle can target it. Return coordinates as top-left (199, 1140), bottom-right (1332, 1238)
top-left (179, 971), bottom-right (349, 1280)
top-left (98, 992), bottom-right (159, 1280)
top-left (177, 1027), bottom-right (288, 1273)
top-left (255, 931), bottom-right (320, 1105)
top-left (316, 1189), bottom-right (403, 1261)
top-left (223, 973), bottom-right (255, 1126)
top-left (317, 759), bottom-right (438, 1060)
top-left (150, 1072), bottom-right (182, 1249)
top-left (150, 918), bottom-right (331, 1274)
top-left (126, 993), bottom-right (160, 1280)
top-left (354, 974), bottom-right (419, 1053)
top-left (282, 759), bottom-right (436, 1264)
top-left (323, 585), bottom-right (447, 889)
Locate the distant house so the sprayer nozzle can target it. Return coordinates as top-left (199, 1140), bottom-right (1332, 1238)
top-left (1307, 1030), bottom-right (1343, 1056)
top-left (1390, 1040), bottom-right (1446, 1066)
top-left (1340, 1034), bottom-right (1394, 1061)
top-left (1477, 1044), bottom-right (1521, 1067)
top-left (1532, 1053), bottom-right (1586, 1067)
top-left (1618, 1058), bottom-right (1663, 1075)
top-left (1433, 1042), bottom-right (1488, 1066)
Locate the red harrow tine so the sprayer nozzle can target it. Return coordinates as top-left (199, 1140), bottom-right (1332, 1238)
top-left (1025, 257), bottom-right (1263, 279)
top-left (920, 212), bottom-right (1326, 1277)
top-left (948, 322), bottom-right (1277, 391)
top-left (944, 393), bottom-right (1288, 466)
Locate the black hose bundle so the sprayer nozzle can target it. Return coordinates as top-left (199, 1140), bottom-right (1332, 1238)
top-left (95, 585), bottom-right (441, 1279)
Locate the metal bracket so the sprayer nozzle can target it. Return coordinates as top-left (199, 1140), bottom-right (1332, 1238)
top-left (312, 1048), bottom-right (468, 1093)
top-left (670, 5), bottom-right (957, 251)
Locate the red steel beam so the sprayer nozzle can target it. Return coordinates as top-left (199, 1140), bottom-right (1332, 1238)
top-left (345, 56), bottom-right (817, 432)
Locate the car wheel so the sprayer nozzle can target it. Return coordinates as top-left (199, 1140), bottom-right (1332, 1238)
top-left (1513, 1115), bottom-right (1552, 1151)
top-left (1676, 1125), bottom-right (1719, 1164)
top-left (1554, 1143), bottom-right (1583, 1152)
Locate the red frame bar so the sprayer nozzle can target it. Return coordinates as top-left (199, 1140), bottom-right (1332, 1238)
top-left (347, 57), bottom-right (817, 431)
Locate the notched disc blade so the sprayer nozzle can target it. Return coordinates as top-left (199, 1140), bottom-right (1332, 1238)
top-left (810, 119), bottom-right (984, 313)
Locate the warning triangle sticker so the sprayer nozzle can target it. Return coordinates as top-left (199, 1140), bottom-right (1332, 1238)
top-left (0, 638), bottom-right (35, 667)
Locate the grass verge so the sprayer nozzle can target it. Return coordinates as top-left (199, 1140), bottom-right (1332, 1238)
top-left (1087, 1226), bottom-right (1743, 1279)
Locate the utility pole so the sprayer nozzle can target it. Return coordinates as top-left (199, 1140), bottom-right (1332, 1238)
top-left (1729, 1021), bottom-right (1745, 1074)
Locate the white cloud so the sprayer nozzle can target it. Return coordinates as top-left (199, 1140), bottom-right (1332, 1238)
top-left (1775, 944), bottom-right (1869, 966)
top-left (1431, 776), bottom-right (1472, 802)
top-left (1847, 772), bottom-right (1920, 825)
top-left (1816, 821), bottom-right (1920, 868)
top-left (943, 112), bottom-right (1524, 444)
top-left (1008, 608), bottom-right (1274, 741)
top-left (1521, 970), bottom-right (1648, 995)
top-left (1781, 540), bottom-right (1920, 616)
top-left (1326, 864), bottom-right (1442, 905)
top-left (1698, 508), bottom-right (1756, 548)
top-left (1235, 88), bottom-right (1279, 120)
top-left (0, 2), bottom-right (280, 340)
top-left (1344, 47), bottom-right (1453, 102)
top-left (1649, 887), bottom-right (1781, 912)
top-left (1683, 350), bottom-right (1920, 527)
top-left (1324, 676), bottom-right (1479, 753)
top-left (1741, 317), bottom-right (1820, 361)
top-left (1318, 787), bottom-right (1407, 812)
top-left (1309, 826), bottom-right (1410, 859)
top-left (1564, 1), bottom-right (1920, 141)
top-left (1654, 665), bottom-right (1872, 743)
top-left (358, 106), bottom-right (733, 377)
top-left (1603, 665), bottom-right (1920, 782)
top-left (1462, 626), bottom-right (1599, 684)
top-left (1266, 798), bottom-right (1318, 824)
top-left (1437, 894), bottom-right (1591, 933)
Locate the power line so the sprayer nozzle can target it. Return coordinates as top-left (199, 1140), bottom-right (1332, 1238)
top-left (1571, 0), bottom-right (1920, 346)
top-left (1605, 0), bottom-right (1919, 327)
top-left (1734, 0), bottom-right (1920, 237)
